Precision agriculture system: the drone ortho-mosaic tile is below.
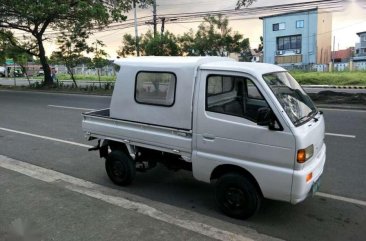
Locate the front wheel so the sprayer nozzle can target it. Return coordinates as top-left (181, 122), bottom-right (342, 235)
top-left (215, 173), bottom-right (261, 219)
top-left (105, 151), bottom-right (135, 186)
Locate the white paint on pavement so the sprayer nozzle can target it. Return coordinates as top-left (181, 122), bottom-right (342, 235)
top-left (0, 155), bottom-right (260, 241)
top-left (316, 192), bottom-right (366, 207)
top-left (325, 133), bottom-right (356, 138)
top-left (48, 105), bottom-right (95, 111)
top-left (0, 127), bottom-right (93, 149)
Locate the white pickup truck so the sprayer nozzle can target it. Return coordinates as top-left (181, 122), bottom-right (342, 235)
top-left (82, 57), bottom-right (326, 219)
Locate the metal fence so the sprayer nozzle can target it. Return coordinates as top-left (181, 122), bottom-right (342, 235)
top-left (280, 61), bottom-right (366, 72)
top-left (55, 64), bottom-right (117, 76)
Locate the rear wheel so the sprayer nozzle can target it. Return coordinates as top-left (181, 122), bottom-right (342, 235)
top-left (105, 151), bottom-right (135, 186)
top-left (215, 173), bottom-right (261, 219)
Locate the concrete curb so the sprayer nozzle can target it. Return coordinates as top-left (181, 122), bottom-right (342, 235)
top-left (303, 85), bottom-right (366, 89)
top-left (316, 104), bottom-right (366, 111)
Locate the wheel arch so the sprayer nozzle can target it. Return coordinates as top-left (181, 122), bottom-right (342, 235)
top-left (210, 164), bottom-right (263, 197)
top-left (100, 139), bottom-right (129, 158)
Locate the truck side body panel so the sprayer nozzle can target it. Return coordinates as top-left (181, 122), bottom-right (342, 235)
top-left (82, 109), bottom-right (192, 157)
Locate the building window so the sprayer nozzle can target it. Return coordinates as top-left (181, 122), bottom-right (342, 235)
top-left (277, 35), bottom-right (302, 51)
top-left (135, 72), bottom-right (176, 106)
top-left (296, 20), bottom-right (304, 28)
top-left (273, 22), bottom-right (285, 31)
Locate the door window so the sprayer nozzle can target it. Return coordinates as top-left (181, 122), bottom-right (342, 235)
top-left (206, 75), bottom-right (268, 122)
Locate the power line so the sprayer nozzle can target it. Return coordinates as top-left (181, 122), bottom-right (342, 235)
top-left (9, 0), bottom-right (347, 39)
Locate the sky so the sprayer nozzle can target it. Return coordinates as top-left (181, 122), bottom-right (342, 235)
top-left (44, 0), bottom-right (366, 58)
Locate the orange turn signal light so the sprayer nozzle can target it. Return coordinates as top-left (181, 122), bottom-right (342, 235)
top-left (297, 149), bottom-right (306, 163)
top-left (306, 172), bottom-right (313, 182)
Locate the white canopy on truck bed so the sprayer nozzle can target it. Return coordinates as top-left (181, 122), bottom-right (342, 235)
top-left (111, 57), bottom-right (234, 130)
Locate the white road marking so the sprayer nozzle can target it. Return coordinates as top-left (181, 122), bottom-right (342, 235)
top-left (48, 105), bottom-right (95, 111)
top-left (0, 155), bottom-right (259, 241)
top-left (0, 127), bottom-right (93, 149)
top-left (325, 133), bottom-right (356, 138)
top-left (316, 192), bottom-right (366, 207)
top-left (320, 108), bottom-right (366, 113)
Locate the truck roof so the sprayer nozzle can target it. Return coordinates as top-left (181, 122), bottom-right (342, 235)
top-left (200, 61), bottom-right (286, 77)
top-left (114, 56), bottom-right (285, 77)
top-left (114, 56), bottom-right (234, 67)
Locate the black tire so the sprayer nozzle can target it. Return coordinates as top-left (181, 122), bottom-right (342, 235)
top-left (105, 151), bottom-right (135, 186)
top-left (215, 173), bottom-right (261, 219)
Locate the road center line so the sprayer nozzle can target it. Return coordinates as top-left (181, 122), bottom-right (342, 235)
top-left (325, 132), bottom-right (356, 138)
top-left (48, 105), bottom-right (95, 111)
top-left (0, 155), bottom-right (257, 241)
top-left (0, 127), bottom-right (93, 148)
top-left (316, 192), bottom-right (366, 207)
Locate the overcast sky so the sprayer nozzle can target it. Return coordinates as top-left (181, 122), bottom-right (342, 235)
top-left (45, 0), bottom-right (366, 58)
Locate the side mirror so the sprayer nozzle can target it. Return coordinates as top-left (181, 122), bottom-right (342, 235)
top-left (257, 107), bottom-right (283, 131)
top-left (257, 107), bottom-right (272, 126)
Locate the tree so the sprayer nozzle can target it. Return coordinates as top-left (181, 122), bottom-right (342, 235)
top-left (182, 15), bottom-right (250, 57)
top-left (89, 40), bottom-right (109, 87)
top-left (255, 36), bottom-right (264, 53)
top-left (236, 0), bottom-right (256, 9)
top-left (118, 34), bottom-right (138, 57)
top-left (143, 31), bottom-right (181, 56)
top-left (51, 23), bottom-right (93, 87)
top-left (118, 31), bottom-right (181, 57)
top-left (0, 0), bottom-right (147, 85)
top-left (0, 30), bottom-right (32, 84)
top-left (178, 30), bottom-right (196, 56)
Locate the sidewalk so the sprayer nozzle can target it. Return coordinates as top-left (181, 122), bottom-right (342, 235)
top-left (0, 155), bottom-right (275, 241)
top-left (0, 167), bottom-right (214, 241)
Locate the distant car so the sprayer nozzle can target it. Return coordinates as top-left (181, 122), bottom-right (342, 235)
top-left (37, 67), bottom-right (44, 76)
top-left (13, 69), bottom-right (24, 77)
top-left (0, 66), bottom-right (5, 77)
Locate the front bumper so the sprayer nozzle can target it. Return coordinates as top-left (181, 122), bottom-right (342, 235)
top-left (291, 144), bottom-right (326, 204)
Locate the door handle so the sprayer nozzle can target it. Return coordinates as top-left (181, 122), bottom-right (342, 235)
top-left (202, 134), bottom-right (215, 141)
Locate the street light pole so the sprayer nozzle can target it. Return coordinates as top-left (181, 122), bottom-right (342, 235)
top-left (153, 0), bottom-right (157, 37)
top-left (133, 0), bottom-right (140, 56)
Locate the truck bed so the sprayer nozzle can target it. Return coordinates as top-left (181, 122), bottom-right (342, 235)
top-left (82, 109), bottom-right (193, 158)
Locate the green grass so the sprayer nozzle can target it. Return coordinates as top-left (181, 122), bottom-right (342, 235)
top-left (33, 74), bottom-right (116, 82)
top-left (290, 71), bottom-right (366, 86)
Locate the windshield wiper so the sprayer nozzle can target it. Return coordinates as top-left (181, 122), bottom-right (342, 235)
top-left (293, 110), bottom-right (317, 126)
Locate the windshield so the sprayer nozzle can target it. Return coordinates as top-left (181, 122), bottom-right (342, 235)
top-left (262, 72), bottom-right (317, 126)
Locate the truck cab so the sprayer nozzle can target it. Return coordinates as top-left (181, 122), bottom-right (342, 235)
top-left (82, 57), bottom-right (326, 219)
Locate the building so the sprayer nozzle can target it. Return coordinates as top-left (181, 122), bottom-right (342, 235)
top-left (260, 8), bottom-right (332, 67)
top-left (332, 47), bottom-right (354, 63)
top-left (354, 31), bottom-right (366, 61)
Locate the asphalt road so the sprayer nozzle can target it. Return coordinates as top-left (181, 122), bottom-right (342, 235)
top-left (0, 90), bottom-right (365, 241)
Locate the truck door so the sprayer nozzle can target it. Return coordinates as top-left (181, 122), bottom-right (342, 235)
top-left (192, 70), bottom-right (296, 202)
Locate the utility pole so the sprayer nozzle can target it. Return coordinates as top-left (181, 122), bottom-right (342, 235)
top-left (133, 0), bottom-right (140, 56)
top-left (153, 0), bottom-right (157, 37)
top-left (332, 35), bottom-right (335, 71)
top-left (161, 17), bottom-right (165, 34)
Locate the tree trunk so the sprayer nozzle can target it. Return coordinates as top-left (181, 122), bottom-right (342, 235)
top-left (67, 66), bottom-right (78, 88)
top-left (98, 69), bottom-right (101, 88)
top-left (20, 64), bottom-right (31, 86)
top-left (37, 36), bottom-right (53, 86)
